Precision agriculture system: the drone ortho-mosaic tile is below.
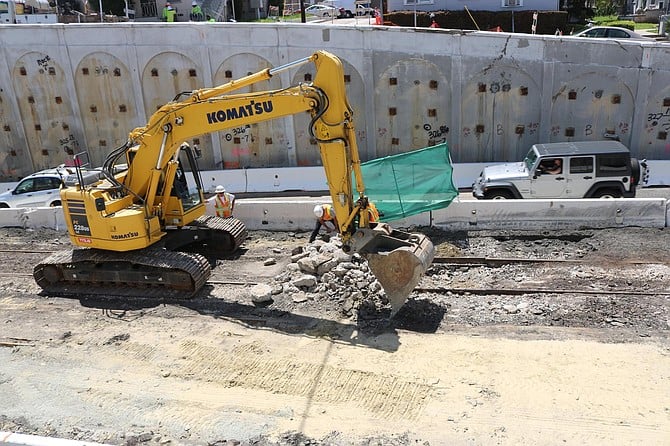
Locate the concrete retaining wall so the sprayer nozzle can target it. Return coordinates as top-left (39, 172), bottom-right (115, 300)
top-left (1, 22), bottom-right (670, 183)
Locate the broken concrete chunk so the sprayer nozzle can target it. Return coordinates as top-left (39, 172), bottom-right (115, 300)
top-left (292, 274), bottom-right (317, 288)
top-left (291, 291), bottom-right (309, 303)
top-left (250, 283), bottom-right (274, 304)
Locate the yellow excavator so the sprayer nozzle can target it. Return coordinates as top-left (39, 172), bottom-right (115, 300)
top-left (33, 50), bottom-right (434, 314)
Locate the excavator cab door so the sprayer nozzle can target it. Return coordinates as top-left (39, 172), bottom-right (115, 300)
top-left (162, 144), bottom-right (206, 220)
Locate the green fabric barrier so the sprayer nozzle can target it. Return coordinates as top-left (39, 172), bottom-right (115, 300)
top-left (359, 142), bottom-right (458, 222)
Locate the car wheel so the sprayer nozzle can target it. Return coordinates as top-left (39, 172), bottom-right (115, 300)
top-left (50, 201), bottom-right (62, 207)
top-left (0, 203), bottom-right (9, 208)
top-left (594, 189), bottom-right (621, 199)
top-left (485, 190), bottom-right (513, 200)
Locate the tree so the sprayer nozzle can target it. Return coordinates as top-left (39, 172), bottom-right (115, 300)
top-left (563, 0), bottom-right (595, 23)
top-left (594, 0), bottom-right (626, 16)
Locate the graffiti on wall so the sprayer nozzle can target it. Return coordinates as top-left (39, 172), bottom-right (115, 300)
top-left (424, 123), bottom-right (449, 143)
top-left (647, 107), bottom-right (670, 133)
top-left (94, 65), bottom-right (110, 76)
top-left (223, 125), bottom-right (251, 143)
top-left (58, 134), bottom-right (80, 156)
top-left (36, 55), bottom-right (53, 72)
top-left (462, 122), bottom-right (539, 138)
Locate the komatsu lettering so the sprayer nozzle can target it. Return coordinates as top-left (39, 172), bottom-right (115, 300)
top-left (111, 231), bottom-right (139, 240)
top-left (206, 100), bottom-right (273, 124)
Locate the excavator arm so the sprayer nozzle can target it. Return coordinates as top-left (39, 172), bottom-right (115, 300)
top-left (39, 50), bottom-right (434, 315)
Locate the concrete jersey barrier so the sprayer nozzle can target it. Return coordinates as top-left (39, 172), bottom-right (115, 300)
top-left (2, 198), bottom-right (665, 233)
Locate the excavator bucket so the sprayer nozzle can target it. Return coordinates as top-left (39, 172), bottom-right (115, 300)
top-left (351, 224), bottom-right (435, 316)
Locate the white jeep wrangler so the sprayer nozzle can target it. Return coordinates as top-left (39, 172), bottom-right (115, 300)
top-left (472, 140), bottom-right (647, 200)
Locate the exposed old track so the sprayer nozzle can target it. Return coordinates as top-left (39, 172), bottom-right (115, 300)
top-left (5, 247), bottom-right (667, 299)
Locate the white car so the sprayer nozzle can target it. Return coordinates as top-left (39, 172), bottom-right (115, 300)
top-left (305, 4), bottom-right (338, 17)
top-left (571, 26), bottom-right (653, 41)
top-left (0, 167), bottom-right (103, 208)
top-left (355, 3), bottom-right (373, 16)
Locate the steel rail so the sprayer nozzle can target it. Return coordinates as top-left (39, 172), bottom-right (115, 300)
top-left (415, 286), bottom-right (670, 297)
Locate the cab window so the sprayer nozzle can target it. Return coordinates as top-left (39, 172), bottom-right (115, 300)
top-left (569, 156), bottom-right (594, 174)
top-left (34, 177), bottom-right (59, 191)
top-left (583, 28), bottom-right (607, 37)
top-left (607, 29), bottom-right (630, 38)
top-left (15, 179), bottom-right (36, 194)
top-left (597, 154), bottom-right (629, 177)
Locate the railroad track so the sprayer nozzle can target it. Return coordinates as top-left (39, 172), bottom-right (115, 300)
top-left (4, 247), bottom-right (666, 298)
top-left (2, 248), bottom-right (665, 266)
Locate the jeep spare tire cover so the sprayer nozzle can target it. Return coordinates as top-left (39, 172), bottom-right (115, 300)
top-left (630, 158), bottom-right (641, 186)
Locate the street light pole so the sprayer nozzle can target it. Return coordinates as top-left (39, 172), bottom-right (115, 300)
top-left (413, 1), bottom-right (416, 27)
top-left (99, 0), bottom-right (103, 22)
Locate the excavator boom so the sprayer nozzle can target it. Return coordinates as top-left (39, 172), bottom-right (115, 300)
top-left (33, 50), bottom-right (434, 315)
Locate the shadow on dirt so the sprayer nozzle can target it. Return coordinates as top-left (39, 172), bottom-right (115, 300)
top-left (73, 286), bottom-right (446, 352)
top-left (74, 293), bottom-right (401, 352)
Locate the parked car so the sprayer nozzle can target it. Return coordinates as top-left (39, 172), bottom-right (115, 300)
top-left (355, 3), bottom-right (374, 16)
top-left (305, 4), bottom-right (338, 17)
top-left (472, 140), bottom-right (647, 200)
top-left (0, 166), bottom-right (103, 208)
top-left (571, 26), bottom-right (653, 41)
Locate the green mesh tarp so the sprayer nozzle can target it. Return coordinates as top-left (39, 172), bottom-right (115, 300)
top-left (359, 142), bottom-right (458, 222)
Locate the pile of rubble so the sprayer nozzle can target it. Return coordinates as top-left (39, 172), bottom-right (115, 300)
top-left (250, 236), bottom-right (392, 319)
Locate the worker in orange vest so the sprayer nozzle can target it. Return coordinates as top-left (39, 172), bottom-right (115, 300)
top-left (374, 8), bottom-right (382, 25)
top-left (209, 185), bottom-right (235, 218)
top-left (309, 204), bottom-right (338, 243)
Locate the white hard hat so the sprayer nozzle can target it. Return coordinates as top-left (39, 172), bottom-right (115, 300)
top-left (215, 185), bottom-right (226, 193)
top-left (192, 1), bottom-right (197, 5)
top-left (313, 205), bottom-right (324, 218)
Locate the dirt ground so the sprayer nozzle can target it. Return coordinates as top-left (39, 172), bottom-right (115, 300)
top-left (0, 226), bottom-right (669, 445)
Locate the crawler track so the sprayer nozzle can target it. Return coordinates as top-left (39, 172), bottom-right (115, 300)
top-left (33, 248), bottom-right (212, 299)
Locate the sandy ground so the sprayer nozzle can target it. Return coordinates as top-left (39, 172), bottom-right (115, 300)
top-left (0, 227), bottom-right (669, 445)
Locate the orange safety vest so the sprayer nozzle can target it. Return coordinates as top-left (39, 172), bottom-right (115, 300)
top-left (214, 193), bottom-right (233, 218)
top-left (367, 203), bottom-right (380, 223)
top-left (319, 204), bottom-right (336, 227)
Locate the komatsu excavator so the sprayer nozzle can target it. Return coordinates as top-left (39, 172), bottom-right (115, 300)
top-left (33, 50), bottom-right (434, 314)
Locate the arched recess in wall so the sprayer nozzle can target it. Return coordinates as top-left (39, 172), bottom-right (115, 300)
top-left (290, 58), bottom-right (368, 166)
top-left (213, 54), bottom-right (283, 169)
top-left (0, 87), bottom-right (28, 181)
top-left (460, 64), bottom-right (541, 163)
top-left (75, 53), bottom-right (137, 168)
top-left (550, 73), bottom-right (635, 148)
top-left (141, 52), bottom-right (207, 167)
top-left (12, 52), bottom-right (76, 173)
top-left (375, 58), bottom-right (450, 159)
top-left (637, 75), bottom-right (670, 160)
